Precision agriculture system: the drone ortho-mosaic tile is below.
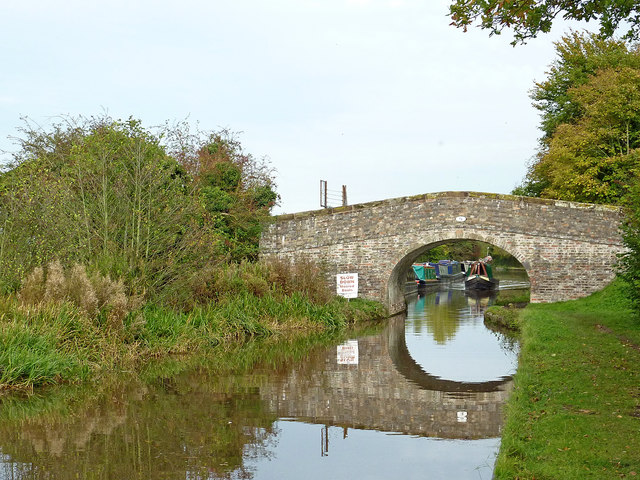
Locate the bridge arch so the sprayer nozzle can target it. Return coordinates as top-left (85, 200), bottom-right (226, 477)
top-left (387, 232), bottom-right (530, 312)
top-left (260, 191), bottom-right (624, 314)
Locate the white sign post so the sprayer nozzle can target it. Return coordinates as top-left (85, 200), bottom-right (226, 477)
top-left (336, 273), bottom-right (358, 299)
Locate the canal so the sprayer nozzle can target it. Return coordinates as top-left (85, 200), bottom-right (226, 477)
top-left (0, 272), bottom-right (527, 480)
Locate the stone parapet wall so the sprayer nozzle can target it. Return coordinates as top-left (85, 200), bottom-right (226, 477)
top-left (260, 191), bottom-right (624, 313)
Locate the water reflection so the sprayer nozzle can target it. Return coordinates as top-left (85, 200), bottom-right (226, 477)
top-left (256, 314), bottom-right (513, 440)
top-left (242, 422), bottom-right (500, 480)
top-left (405, 289), bottom-right (518, 384)
top-left (412, 290), bottom-right (463, 343)
top-left (0, 281), bottom-right (524, 480)
top-left (0, 376), bottom-right (279, 480)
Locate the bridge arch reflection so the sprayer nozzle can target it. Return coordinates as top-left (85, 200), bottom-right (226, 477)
top-left (258, 309), bottom-right (515, 439)
top-left (387, 314), bottom-right (513, 394)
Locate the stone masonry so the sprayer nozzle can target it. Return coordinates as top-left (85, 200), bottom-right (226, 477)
top-left (260, 191), bottom-right (624, 314)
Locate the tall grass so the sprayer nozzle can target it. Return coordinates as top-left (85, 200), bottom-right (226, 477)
top-left (18, 260), bottom-right (138, 329)
top-left (0, 300), bottom-right (95, 389)
top-left (178, 258), bottom-right (333, 308)
top-left (1, 259), bottom-right (387, 391)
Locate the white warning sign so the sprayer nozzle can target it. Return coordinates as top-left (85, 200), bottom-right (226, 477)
top-left (336, 273), bottom-right (358, 299)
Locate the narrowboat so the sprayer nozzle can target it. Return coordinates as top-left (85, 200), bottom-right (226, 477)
top-left (430, 260), bottom-right (465, 283)
top-left (465, 257), bottom-right (499, 291)
top-left (412, 263), bottom-right (438, 286)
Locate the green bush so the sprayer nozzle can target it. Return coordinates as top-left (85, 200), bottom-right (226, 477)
top-left (0, 117), bottom-right (278, 297)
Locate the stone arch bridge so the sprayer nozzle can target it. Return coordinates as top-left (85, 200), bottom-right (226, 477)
top-left (260, 192), bottom-right (624, 314)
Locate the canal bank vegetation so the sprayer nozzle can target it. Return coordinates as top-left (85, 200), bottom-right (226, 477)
top-left (0, 319), bottom-right (391, 478)
top-left (0, 116), bottom-right (387, 393)
top-left (496, 35), bottom-right (640, 477)
top-left (495, 280), bottom-right (640, 479)
top-left (0, 315), bottom-right (394, 478)
top-left (483, 305), bottom-right (522, 332)
top-left (484, 290), bottom-right (530, 331)
top-left (1, 258), bottom-right (385, 392)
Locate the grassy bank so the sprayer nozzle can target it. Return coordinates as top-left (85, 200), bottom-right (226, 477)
top-left (0, 261), bottom-right (387, 392)
top-left (495, 280), bottom-right (640, 479)
top-left (0, 319), bottom-right (386, 421)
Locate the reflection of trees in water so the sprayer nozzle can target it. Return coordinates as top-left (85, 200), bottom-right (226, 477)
top-left (0, 326), bottom-right (386, 480)
top-left (0, 373), bottom-right (279, 480)
top-left (413, 290), bottom-right (520, 358)
top-left (424, 305), bottom-right (461, 344)
top-left (410, 290), bottom-right (473, 344)
top-left (495, 330), bottom-right (520, 357)
top-left (484, 321), bottom-right (520, 359)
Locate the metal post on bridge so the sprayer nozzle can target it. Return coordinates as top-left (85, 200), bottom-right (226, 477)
top-left (319, 180), bottom-right (348, 208)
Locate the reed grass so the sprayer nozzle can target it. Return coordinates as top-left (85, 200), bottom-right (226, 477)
top-left (0, 302), bottom-right (93, 388)
top-left (1, 260), bottom-right (387, 392)
top-left (18, 260), bottom-right (138, 328)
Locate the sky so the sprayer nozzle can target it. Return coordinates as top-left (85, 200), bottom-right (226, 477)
top-left (0, 0), bottom-right (590, 214)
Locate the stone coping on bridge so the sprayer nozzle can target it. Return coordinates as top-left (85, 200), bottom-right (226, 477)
top-left (273, 191), bottom-right (621, 220)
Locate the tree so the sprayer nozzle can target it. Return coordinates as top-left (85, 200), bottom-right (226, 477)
top-left (0, 116), bottom-right (278, 295)
top-left (514, 33), bottom-right (640, 203)
top-left (534, 70), bottom-right (640, 202)
top-left (449, 0), bottom-right (640, 45)
top-left (617, 182), bottom-right (640, 309)
top-left (531, 32), bottom-right (640, 141)
top-left (0, 117), bottom-right (211, 293)
top-left (527, 67), bottom-right (640, 203)
top-left (167, 128), bottom-right (279, 261)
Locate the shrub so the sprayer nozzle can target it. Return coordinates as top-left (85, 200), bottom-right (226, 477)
top-left (264, 258), bottom-right (332, 304)
top-left (180, 258), bottom-right (332, 309)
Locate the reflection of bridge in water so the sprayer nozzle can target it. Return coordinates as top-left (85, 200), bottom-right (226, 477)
top-left (0, 297), bottom-right (514, 478)
top-left (258, 313), bottom-right (513, 440)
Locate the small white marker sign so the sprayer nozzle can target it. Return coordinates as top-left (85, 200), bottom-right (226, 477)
top-left (336, 273), bottom-right (358, 299)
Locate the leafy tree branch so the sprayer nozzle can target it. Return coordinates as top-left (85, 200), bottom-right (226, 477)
top-left (449, 0), bottom-right (640, 44)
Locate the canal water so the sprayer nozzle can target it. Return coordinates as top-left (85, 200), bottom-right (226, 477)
top-left (0, 272), bottom-right (527, 480)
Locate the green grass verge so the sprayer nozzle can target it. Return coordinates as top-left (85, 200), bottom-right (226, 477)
top-left (0, 293), bottom-right (387, 391)
top-left (484, 305), bottom-right (522, 331)
top-left (495, 288), bottom-right (531, 306)
top-left (495, 280), bottom-right (640, 479)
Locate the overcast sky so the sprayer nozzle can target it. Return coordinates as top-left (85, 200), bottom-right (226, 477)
top-left (0, 1), bottom-right (589, 214)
